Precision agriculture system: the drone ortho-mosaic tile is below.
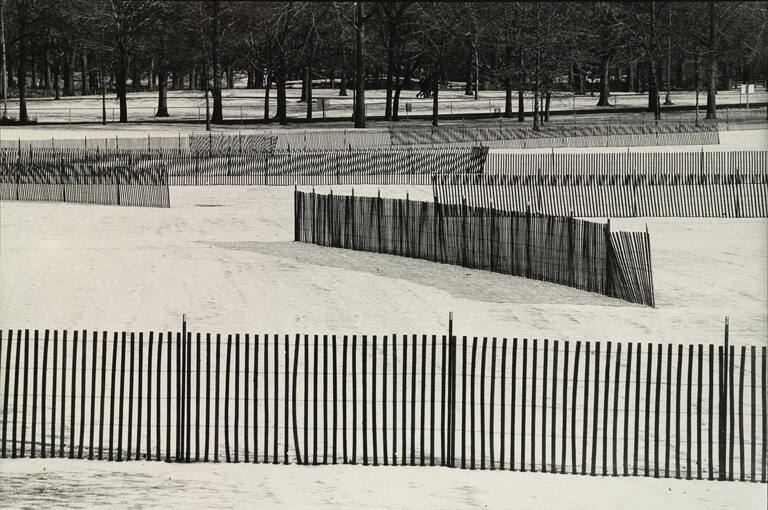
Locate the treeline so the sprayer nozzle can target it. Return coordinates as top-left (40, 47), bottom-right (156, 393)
top-left (0, 1), bottom-right (766, 127)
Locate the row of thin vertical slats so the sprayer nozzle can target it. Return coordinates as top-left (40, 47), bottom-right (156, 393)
top-left (0, 120), bottom-right (726, 152)
top-left (0, 151), bottom-right (170, 208)
top-left (1, 330), bottom-right (765, 482)
top-left (294, 191), bottom-right (654, 306)
top-left (434, 180), bottom-right (768, 219)
top-left (0, 148), bottom-right (487, 188)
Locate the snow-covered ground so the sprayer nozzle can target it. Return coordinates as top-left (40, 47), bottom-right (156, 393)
top-left (1, 130), bottom-right (766, 508)
top-left (2, 87), bottom-right (766, 124)
top-left (1, 185), bottom-right (765, 345)
top-left (0, 458), bottom-right (764, 509)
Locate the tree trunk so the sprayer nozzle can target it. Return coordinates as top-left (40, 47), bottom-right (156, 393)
top-left (247, 68), bottom-right (254, 88)
top-left (53, 62), bottom-right (60, 100)
top-left (210, 0), bottom-right (223, 123)
top-left (576, 65), bottom-right (584, 94)
top-left (0, 1), bottom-right (7, 117)
top-left (43, 52), bottom-right (51, 92)
top-left (504, 77), bottom-right (513, 118)
top-left (647, 2), bottom-right (661, 120)
top-left (353, 1), bottom-right (366, 128)
top-left (81, 51), bottom-right (89, 95)
top-left (31, 58), bottom-right (37, 90)
top-left (393, 64), bottom-right (411, 121)
top-left (63, 53), bottom-right (72, 96)
top-left (664, 6), bottom-right (673, 104)
top-left (518, 53), bottom-right (525, 122)
top-left (148, 58), bottom-right (154, 93)
top-left (385, 44), bottom-right (394, 120)
top-left (299, 68), bottom-right (307, 102)
top-left (88, 66), bottom-right (97, 93)
top-left (131, 62), bottom-right (140, 92)
top-left (628, 63), bottom-right (634, 92)
top-left (705, 0), bottom-right (717, 119)
top-left (464, 43), bottom-right (473, 95)
top-left (17, 28), bottom-right (27, 122)
top-left (544, 90), bottom-right (551, 122)
top-left (306, 65), bottom-right (313, 119)
top-left (156, 68), bottom-right (168, 117)
top-left (264, 70), bottom-right (271, 121)
top-left (117, 44), bottom-right (128, 122)
top-left (227, 66), bottom-right (234, 89)
top-left (339, 66), bottom-right (348, 96)
top-left (431, 68), bottom-right (439, 127)
top-left (276, 66), bottom-right (287, 125)
top-left (597, 55), bottom-right (611, 106)
top-left (533, 4), bottom-right (540, 130)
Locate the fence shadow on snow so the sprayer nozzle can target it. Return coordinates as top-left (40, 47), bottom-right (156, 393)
top-left (294, 190), bottom-right (655, 307)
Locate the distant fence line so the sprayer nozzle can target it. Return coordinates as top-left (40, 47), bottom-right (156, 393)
top-left (0, 152), bottom-right (170, 207)
top-left (484, 151), bottom-right (768, 182)
top-left (1, 147), bottom-right (489, 187)
top-left (0, 328), bottom-right (764, 483)
top-left (432, 175), bottom-right (768, 218)
top-left (294, 191), bottom-right (655, 306)
top-left (0, 121), bottom-right (725, 153)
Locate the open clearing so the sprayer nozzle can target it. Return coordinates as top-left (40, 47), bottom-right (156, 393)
top-left (3, 87), bottom-right (766, 124)
top-left (1, 185), bottom-right (765, 346)
top-left (1, 129), bottom-right (766, 509)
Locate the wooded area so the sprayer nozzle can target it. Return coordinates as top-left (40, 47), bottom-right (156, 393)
top-left (0, 1), bottom-right (766, 126)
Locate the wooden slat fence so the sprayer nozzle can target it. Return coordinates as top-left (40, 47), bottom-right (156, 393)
top-left (294, 191), bottom-right (654, 306)
top-left (484, 151), bottom-right (768, 179)
top-left (1, 147), bottom-right (488, 187)
top-left (389, 122), bottom-right (720, 148)
top-left (0, 120), bottom-right (726, 155)
top-left (0, 150), bottom-right (170, 208)
top-left (432, 173), bottom-right (768, 218)
top-left (0, 328), bottom-right (764, 483)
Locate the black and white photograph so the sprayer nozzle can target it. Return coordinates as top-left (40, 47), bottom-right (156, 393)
top-left (0, 0), bottom-right (766, 508)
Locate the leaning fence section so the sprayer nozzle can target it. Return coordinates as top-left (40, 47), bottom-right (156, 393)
top-left (0, 151), bottom-right (170, 208)
top-left (294, 191), bottom-right (654, 306)
top-left (0, 329), bottom-right (764, 483)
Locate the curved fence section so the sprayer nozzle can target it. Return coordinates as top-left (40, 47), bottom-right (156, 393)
top-left (294, 191), bottom-right (654, 306)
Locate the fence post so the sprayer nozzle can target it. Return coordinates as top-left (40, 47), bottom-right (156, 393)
top-left (462, 198), bottom-right (468, 268)
top-left (115, 168), bottom-right (120, 206)
top-left (433, 193), bottom-right (439, 263)
top-left (605, 218), bottom-right (612, 297)
top-left (525, 203), bottom-right (532, 279)
top-left (294, 186), bottom-right (299, 242)
top-left (377, 189), bottom-right (382, 253)
top-left (448, 312), bottom-right (455, 468)
top-left (719, 316), bottom-right (729, 480)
